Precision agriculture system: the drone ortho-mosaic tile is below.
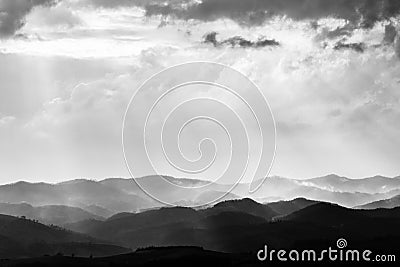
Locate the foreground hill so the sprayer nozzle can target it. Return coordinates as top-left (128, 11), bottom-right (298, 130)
top-left (208, 198), bottom-right (278, 219)
top-left (281, 202), bottom-right (400, 224)
top-left (265, 198), bottom-right (319, 216)
top-left (65, 198), bottom-right (284, 250)
top-left (64, 198), bottom-right (400, 253)
top-left (1, 245), bottom-right (397, 267)
top-left (0, 214), bottom-right (130, 258)
top-left (0, 247), bottom-right (258, 267)
top-left (1, 197), bottom-right (400, 259)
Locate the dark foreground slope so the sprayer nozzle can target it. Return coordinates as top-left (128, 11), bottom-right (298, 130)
top-left (64, 199), bottom-right (400, 253)
top-left (0, 214), bottom-right (130, 258)
top-left (2, 198), bottom-right (400, 262)
top-left (1, 247), bottom-right (254, 267)
top-left (1, 246), bottom-right (397, 267)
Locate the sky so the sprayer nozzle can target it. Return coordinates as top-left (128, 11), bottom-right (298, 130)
top-left (0, 0), bottom-right (400, 184)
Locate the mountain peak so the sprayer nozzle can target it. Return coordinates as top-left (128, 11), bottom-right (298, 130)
top-left (312, 174), bottom-right (349, 181)
top-left (213, 197), bottom-right (259, 208)
top-left (57, 179), bottom-right (98, 185)
top-left (211, 198), bottom-right (277, 220)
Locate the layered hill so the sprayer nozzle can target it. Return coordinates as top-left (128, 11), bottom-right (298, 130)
top-left (0, 214), bottom-right (130, 258)
top-left (0, 203), bottom-right (104, 225)
top-left (64, 198), bottom-right (400, 253)
top-left (1, 175), bottom-right (400, 211)
top-left (355, 194), bottom-right (400, 210)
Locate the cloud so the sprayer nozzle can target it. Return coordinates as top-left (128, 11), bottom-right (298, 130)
top-left (315, 24), bottom-right (355, 41)
top-left (1, 4), bottom-right (400, 181)
top-left (0, 0), bottom-right (58, 38)
top-left (382, 24), bottom-right (400, 59)
top-left (0, 115), bottom-right (15, 127)
top-left (72, 0), bottom-right (400, 28)
top-left (80, 0), bottom-right (156, 8)
top-left (142, 0), bottom-right (400, 28)
top-left (0, 53), bottom-right (126, 118)
top-left (13, 42), bottom-right (399, 181)
top-left (395, 35), bottom-right (400, 58)
top-left (203, 31), bottom-right (280, 48)
top-left (383, 23), bottom-right (397, 44)
top-left (203, 31), bottom-right (218, 46)
top-left (26, 3), bottom-right (82, 29)
top-left (334, 41), bottom-right (365, 53)
top-left (253, 43), bottom-right (400, 178)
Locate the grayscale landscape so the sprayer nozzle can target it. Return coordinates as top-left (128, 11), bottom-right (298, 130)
top-left (1, 0), bottom-right (400, 266)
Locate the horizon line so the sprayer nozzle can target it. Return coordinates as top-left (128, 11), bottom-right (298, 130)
top-left (1, 173), bottom-right (399, 187)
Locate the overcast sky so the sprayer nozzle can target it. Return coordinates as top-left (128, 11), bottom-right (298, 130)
top-left (0, 0), bottom-right (400, 184)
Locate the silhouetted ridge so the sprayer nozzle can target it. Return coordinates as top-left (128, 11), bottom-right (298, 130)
top-left (356, 194), bottom-right (400, 209)
top-left (201, 211), bottom-right (266, 227)
top-left (211, 198), bottom-right (277, 220)
top-left (281, 202), bottom-right (367, 225)
top-left (0, 202), bottom-right (104, 225)
top-left (0, 213), bottom-right (130, 258)
top-left (266, 197), bottom-right (319, 216)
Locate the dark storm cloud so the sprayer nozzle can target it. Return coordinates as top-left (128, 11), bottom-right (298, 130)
top-left (81, 0), bottom-right (190, 9)
top-left (203, 31), bottom-right (280, 48)
top-left (334, 41), bottom-right (365, 53)
top-left (315, 24), bottom-right (355, 41)
top-left (383, 24), bottom-right (398, 44)
top-left (395, 37), bottom-right (400, 58)
top-left (203, 31), bottom-right (218, 46)
top-left (0, 0), bottom-right (58, 38)
top-left (143, 0), bottom-right (400, 27)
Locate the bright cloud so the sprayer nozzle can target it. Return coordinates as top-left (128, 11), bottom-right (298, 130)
top-left (0, 0), bottom-right (399, 183)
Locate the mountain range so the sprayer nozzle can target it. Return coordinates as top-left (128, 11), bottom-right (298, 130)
top-left (0, 203), bottom-right (104, 225)
top-left (0, 174), bottom-right (400, 260)
top-left (63, 197), bottom-right (400, 253)
top-left (0, 195), bottom-right (399, 260)
top-left (0, 174), bottom-right (399, 215)
top-left (355, 194), bottom-right (400, 210)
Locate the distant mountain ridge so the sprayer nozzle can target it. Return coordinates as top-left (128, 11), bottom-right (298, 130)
top-left (0, 202), bottom-right (104, 225)
top-left (355, 194), bottom-right (400, 209)
top-left (0, 179), bottom-right (157, 215)
top-left (301, 174), bottom-right (400, 194)
top-left (1, 174), bottom-right (400, 214)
